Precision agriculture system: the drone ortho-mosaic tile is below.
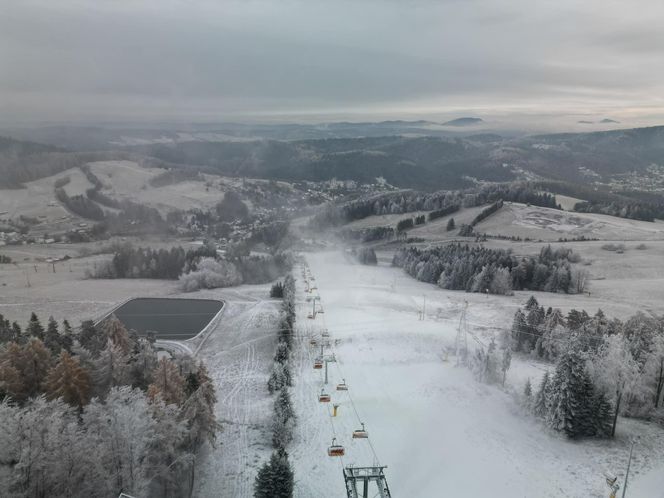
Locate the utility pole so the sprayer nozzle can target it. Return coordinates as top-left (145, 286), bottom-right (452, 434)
top-left (621, 441), bottom-right (635, 498)
top-left (455, 301), bottom-right (469, 364)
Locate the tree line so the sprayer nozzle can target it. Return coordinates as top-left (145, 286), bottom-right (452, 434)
top-left (309, 183), bottom-right (558, 231)
top-left (256, 274), bottom-right (296, 498)
top-left (513, 297), bottom-right (664, 438)
top-left (392, 244), bottom-right (587, 295)
top-left (574, 200), bottom-right (664, 222)
top-left (0, 311), bottom-right (219, 497)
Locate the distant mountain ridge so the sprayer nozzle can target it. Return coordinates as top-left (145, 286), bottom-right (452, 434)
top-left (442, 117), bottom-right (484, 126)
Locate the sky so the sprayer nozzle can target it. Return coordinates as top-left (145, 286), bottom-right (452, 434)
top-left (1, 0), bottom-right (664, 128)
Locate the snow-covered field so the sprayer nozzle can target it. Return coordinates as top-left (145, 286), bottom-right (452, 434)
top-left (3, 237), bottom-right (664, 496)
top-left (287, 251), bottom-right (664, 498)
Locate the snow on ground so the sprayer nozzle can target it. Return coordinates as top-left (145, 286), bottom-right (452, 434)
top-left (287, 251), bottom-right (664, 498)
top-left (88, 160), bottom-right (225, 214)
top-left (192, 286), bottom-right (282, 498)
top-left (476, 203), bottom-right (664, 242)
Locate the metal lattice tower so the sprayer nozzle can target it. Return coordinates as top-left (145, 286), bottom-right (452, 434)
top-left (454, 300), bottom-right (469, 363)
top-left (344, 466), bottom-right (392, 498)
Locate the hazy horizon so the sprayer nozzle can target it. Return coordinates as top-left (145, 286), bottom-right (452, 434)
top-left (2, 0), bottom-right (664, 130)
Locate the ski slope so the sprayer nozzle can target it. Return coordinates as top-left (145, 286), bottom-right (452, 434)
top-left (288, 251), bottom-right (664, 498)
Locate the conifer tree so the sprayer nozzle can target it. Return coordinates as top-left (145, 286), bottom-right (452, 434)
top-left (79, 320), bottom-right (107, 357)
top-left (11, 322), bottom-right (22, 344)
top-left (148, 358), bottom-right (186, 406)
top-left (91, 339), bottom-right (129, 398)
top-left (272, 388), bottom-right (296, 448)
top-left (254, 449), bottom-right (294, 498)
top-left (45, 351), bottom-right (91, 408)
top-left (20, 339), bottom-right (53, 401)
top-left (26, 312), bottom-right (45, 341)
top-left (44, 316), bottom-right (62, 355)
top-left (511, 310), bottom-right (528, 352)
top-left (180, 383), bottom-right (220, 449)
top-left (547, 346), bottom-right (597, 438)
top-left (60, 319), bottom-right (74, 353)
top-left (533, 372), bottom-right (550, 418)
top-left (524, 378), bottom-right (532, 400)
top-left (102, 315), bottom-right (131, 354)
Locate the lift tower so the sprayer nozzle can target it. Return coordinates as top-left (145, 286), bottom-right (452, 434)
top-left (343, 466), bottom-right (392, 498)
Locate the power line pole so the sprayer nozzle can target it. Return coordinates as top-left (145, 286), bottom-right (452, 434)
top-left (621, 440), bottom-right (635, 498)
top-left (455, 301), bottom-right (469, 364)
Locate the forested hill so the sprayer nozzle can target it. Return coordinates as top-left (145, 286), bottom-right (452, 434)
top-left (3, 124), bottom-right (664, 193)
top-left (128, 136), bottom-right (513, 190)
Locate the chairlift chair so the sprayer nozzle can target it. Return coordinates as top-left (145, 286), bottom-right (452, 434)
top-left (352, 423), bottom-right (369, 439)
top-left (336, 379), bottom-right (348, 391)
top-left (313, 358), bottom-right (323, 369)
top-left (319, 389), bottom-right (331, 403)
top-left (322, 330), bottom-right (330, 338)
top-left (327, 438), bottom-right (345, 457)
top-left (309, 338), bottom-right (318, 346)
top-left (308, 312), bottom-right (315, 319)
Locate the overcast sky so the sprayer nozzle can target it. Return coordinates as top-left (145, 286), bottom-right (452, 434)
top-left (1, 0), bottom-right (664, 128)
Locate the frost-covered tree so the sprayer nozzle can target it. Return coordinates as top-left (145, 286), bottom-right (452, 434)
top-left (148, 358), bottom-right (186, 406)
top-left (511, 309), bottom-right (528, 352)
top-left (268, 362), bottom-right (289, 394)
top-left (490, 267), bottom-right (513, 295)
top-left (91, 339), bottom-right (129, 398)
top-left (588, 334), bottom-right (640, 436)
top-left (7, 339), bottom-right (53, 402)
top-left (145, 400), bottom-right (191, 498)
top-left (254, 449), bottom-right (294, 498)
top-left (643, 334), bottom-right (664, 408)
top-left (501, 346), bottom-right (512, 387)
top-left (79, 320), bottom-right (107, 357)
top-left (127, 337), bottom-right (158, 390)
top-left (180, 381), bottom-right (220, 449)
top-left (523, 378), bottom-right (533, 403)
top-left (272, 388), bottom-right (296, 449)
top-left (101, 315), bottom-right (131, 354)
top-left (547, 344), bottom-right (610, 438)
top-left (179, 257), bottom-right (243, 292)
top-left (84, 386), bottom-right (156, 496)
top-left (45, 351), bottom-right (91, 408)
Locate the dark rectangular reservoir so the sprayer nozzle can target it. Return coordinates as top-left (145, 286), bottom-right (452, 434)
top-left (112, 298), bottom-right (224, 340)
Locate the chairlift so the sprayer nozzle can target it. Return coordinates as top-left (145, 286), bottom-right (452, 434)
top-left (336, 379), bottom-right (348, 391)
top-left (352, 423), bottom-right (369, 439)
top-left (308, 312), bottom-right (315, 319)
top-left (313, 358), bottom-right (323, 369)
top-left (317, 307), bottom-right (325, 314)
top-left (327, 438), bottom-right (345, 457)
top-left (309, 338), bottom-right (318, 346)
top-left (322, 330), bottom-right (330, 338)
top-left (319, 389), bottom-right (331, 403)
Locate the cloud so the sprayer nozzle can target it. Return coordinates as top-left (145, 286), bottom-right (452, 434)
top-left (1, 0), bottom-right (663, 125)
